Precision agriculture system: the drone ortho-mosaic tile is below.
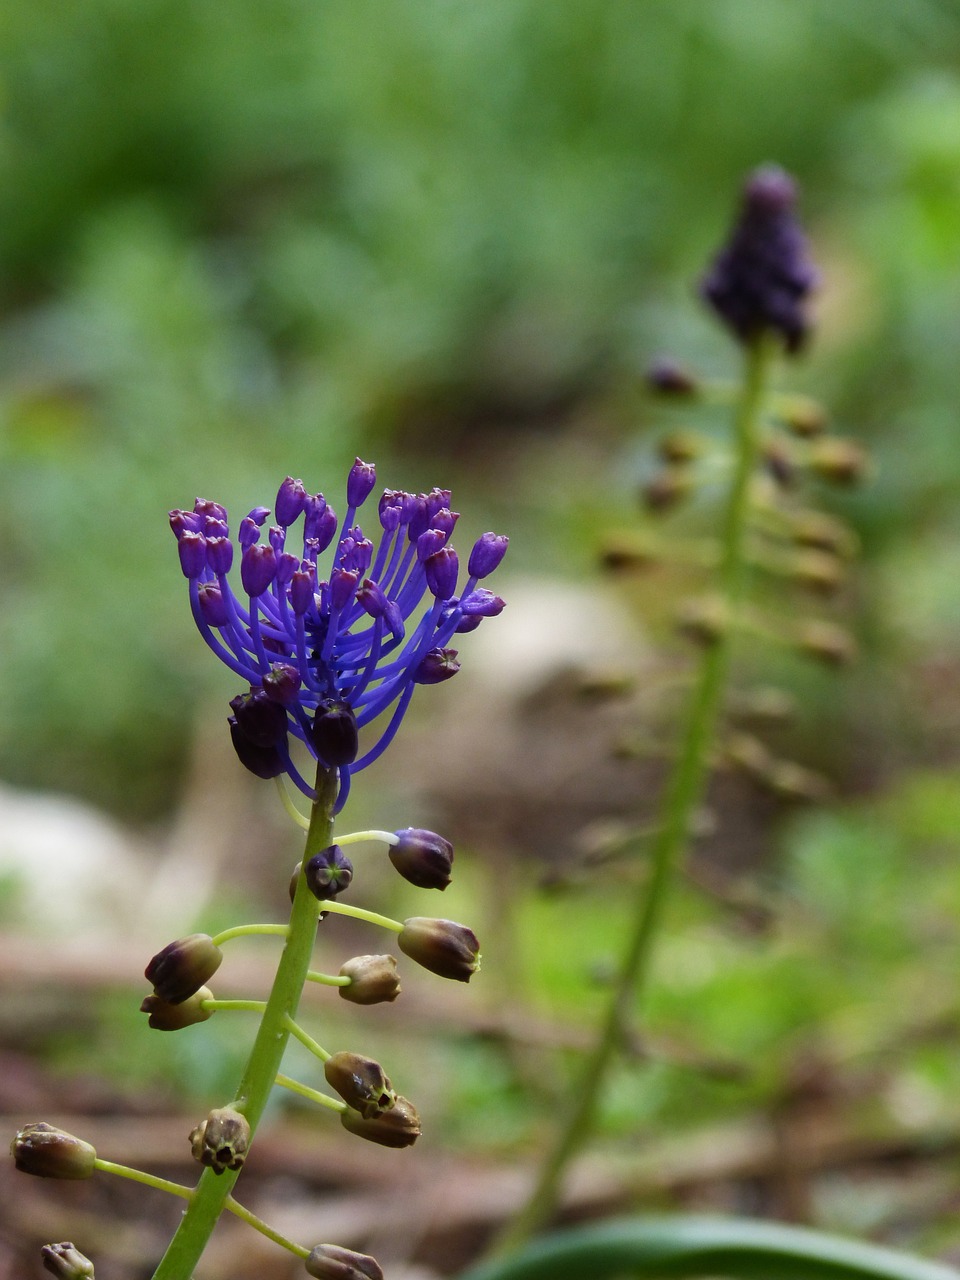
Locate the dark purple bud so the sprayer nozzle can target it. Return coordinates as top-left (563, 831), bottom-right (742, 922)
top-left (339, 1095), bottom-right (421, 1148)
top-left (11, 1124), bottom-right (97, 1180)
top-left (276, 476), bottom-right (308, 527)
top-left (338, 954), bottom-right (401, 1005)
top-left (339, 531), bottom-right (373, 574)
top-left (383, 599), bottom-right (405, 639)
top-left (330, 568), bottom-right (360, 612)
top-left (238, 517), bottom-right (260, 550)
top-left (398, 917), bottom-right (479, 982)
top-left (229, 716), bottom-right (286, 778)
top-left (229, 688), bottom-right (288, 748)
top-left (324, 1051), bottom-right (395, 1118)
top-left (460, 588), bottom-right (505, 617)
top-left (290, 562), bottom-right (317, 614)
top-left (311, 699), bottom-right (359, 766)
top-left (305, 1243), bottom-right (384, 1280)
top-left (455, 613), bottom-right (482, 634)
top-left (178, 532), bottom-right (206, 579)
top-left (305, 845), bottom-right (354, 900)
top-left (204, 517), bottom-right (229, 539)
top-left (425, 547), bottom-right (459, 599)
top-left (646, 356), bottom-right (700, 396)
top-left (40, 1241), bottom-right (96, 1279)
top-left (389, 828), bottom-right (453, 890)
top-left (170, 508), bottom-right (202, 537)
top-left (468, 532), bottom-right (509, 579)
top-left (379, 489), bottom-right (404, 531)
top-left (241, 543), bottom-right (277, 596)
top-left (700, 165), bottom-right (818, 354)
top-left (347, 458), bottom-right (377, 508)
top-left (425, 487), bottom-right (452, 520)
top-left (432, 507), bottom-right (459, 538)
top-left (357, 578), bottom-right (387, 618)
top-left (277, 551), bottom-right (298, 584)
top-left (269, 525), bottom-right (286, 554)
top-left (314, 505), bottom-right (339, 555)
top-left (406, 495), bottom-right (430, 542)
top-left (413, 647), bottom-right (460, 684)
top-left (198, 582), bottom-right (230, 627)
top-left (247, 505), bottom-right (271, 526)
top-left (303, 493), bottom-right (328, 540)
top-left (263, 662), bottom-right (301, 704)
top-left (140, 987), bottom-right (214, 1031)
top-left (417, 528), bottom-right (447, 562)
top-left (145, 933), bottom-right (223, 1004)
top-left (193, 498), bottom-right (228, 522)
top-left (205, 536), bottom-right (233, 575)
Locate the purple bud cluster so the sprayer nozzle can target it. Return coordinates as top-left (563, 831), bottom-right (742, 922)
top-left (170, 460), bottom-right (507, 809)
top-left (700, 166), bottom-right (818, 354)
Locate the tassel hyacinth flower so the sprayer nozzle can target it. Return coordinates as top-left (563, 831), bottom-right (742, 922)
top-left (170, 461), bottom-right (508, 811)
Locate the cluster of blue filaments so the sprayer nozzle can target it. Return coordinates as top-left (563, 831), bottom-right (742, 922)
top-left (170, 460), bottom-right (507, 811)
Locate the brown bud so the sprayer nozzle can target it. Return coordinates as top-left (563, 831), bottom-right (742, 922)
top-left (599, 538), bottom-right (657, 573)
top-left (338, 954), bottom-right (401, 1005)
top-left (797, 620), bottom-right (857, 666)
top-left (676, 596), bottom-right (729, 647)
top-left (141, 986), bottom-right (214, 1031)
top-left (398, 917), bottom-right (480, 982)
top-left (764, 440), bottom-right (797, 488)
top-left (790, 549), bottom-right (845, 595)
top-left (809, 437), bottom-right (868, 486)
top-left (657, 430), bottom-right (704, 465)
top-left (323, 1053), bottom-right (396, 1120)
top-left (781, 395), bottom-right (827, 437)
top-left (11, 1124), bottom-right (96, 1180)
top-left (145, 934), bottom-right (223, 1004)
top-left (305, 1243), bottom-right (384, 1280)
top-left (791, 511), bottom-right (857, 557)
top-left (189, 1106), bottom-right (250, 1175)
top-left (340, 1095), bottom-right (421, 1148)
top-left (725, 733), bottom-right (773, 780)
top-left (767, 760), bottom-right (832, 803)
top-left (41, 1243), bottom-right (96, 1279)
top-left (646, 357), bottom-right (700, 397)
top-left (642, 468), bottom-right (692, 513)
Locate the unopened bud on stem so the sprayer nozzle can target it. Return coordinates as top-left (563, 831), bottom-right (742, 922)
top-left (305, 1243), bottom-right (384, 1280)
top-left (323, 1053), bottom-right (396, 1119)
top-left (189, 1106), bottom-right (251, 1175)
top-left (338, 954), bottom-right (401, 1005)
top-left (12, 1124), bottom-right (96, 1180)
top-left (41, 1243), bottom-right (96, 1279)
top-left (340, 1095), bottom-right (421, 1148)
top-left (145, 934), bottom-right (223, 1004)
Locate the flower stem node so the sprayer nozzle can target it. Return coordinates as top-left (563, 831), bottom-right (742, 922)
top-left (305, 845), bottom-right (354, 901)
top-left (189, 1106), bottom-right (251, 1175)
top-left (11, 1124), bottom-right (96, 1180)
top-left (41, 1243), bottom-right (96, 1279)
top-left (305, 1243), bottom-right (384, 1280)
top-left (323, 1052), bottom-right (397, 1119)
top-left (145, 934), bottom-right (224, 1004)
top-left (389, 828), bottom-right (454, 890)
top-left (339, 1095), bottom-right (421, 1148)
top-left (338, 954), bottom-right (401, 1005)
top-left (398, 917), bottom-right (480, 982)
top-left (141, 986), bottom-right (215, 1030)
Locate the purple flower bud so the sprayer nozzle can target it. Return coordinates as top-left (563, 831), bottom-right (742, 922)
top-left (247, 505), bottom-right (271, 526)
top-left (379, 490), bottom-right (403, 531)
top-left (468, 532), bottom-right (509, 579)
top-left (276, 551), bottom-right (298, 584)
top-left (276, 476), bottom-right (308, 527)
top-left (204, 517), bottom-right (229, 539)
top-left (432, 507), bottom-right (459, 538)
top-left (269, 525), bottom-right (286, 553)
top-left (311, 698), bottom-right (359, 766)
top-left (241, 543), bottom-right (277, 596)
top-left (170, 508), bottom-right (202, 537)
top-left (314, 505), bottom-right (339, 555)
top-left (357, 578), bottom-right (387, 618)
top-left (238, 517), bottom-right (261, 550)
top-left (460, 588), bottom-right (505, 617)
top-left (346, 458), bottom-right (377, 508)
top-left (330, 568), bottom-right (360, 612)
top-left (229, 689), bottom-right (289, 748)
top-left (305, 1243), bottom-right (384, 1280)
top-left (193, 498), bottom-right (228, 522)
top-left (263, 662), bottom-right (301, 704)
top-left (290, 563), bottom-right (317, 615)
top-left (425, 547), bottom-right (459, 600)
top-left (198, 582), bottom-right (230, 627)
top-left (12, 1124), bottom-right (97, 1181)
top-left (413, 647), bottom-right (460, 684)
top-left (389, 828), bottom-right (453, 890)
top-left (425, 487), bottom-right (452, 520)
top-left (398, 917), bottom-right (479, 982)
top-left (145, 933), bottom-right (223, 1004)
top-left (305, 844), bottom-right (354, 900)
top-left (205, 536), bottom-right (233, 575)
top-left (178, 532), bottom-right (207, 579)
top-left (229, 716), bottom-right (286, 778)
top-left (455, 613), bottom-right (482, 634)
top-left (700, 165), bottom-right (818, 353)
top-left (303, 493), bottom-right (328, 541)
top-left (417, 528), bottom-right (447, 562)
top-left (406, 494), bottom-right (430, 542)
top-left (339, 531), bottom-right (373, 574)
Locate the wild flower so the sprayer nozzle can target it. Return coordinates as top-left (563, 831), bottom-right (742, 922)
top-left (169, 460), bottom-right (508, 810)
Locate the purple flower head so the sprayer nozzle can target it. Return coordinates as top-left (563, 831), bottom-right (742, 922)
top-left (700, 165), bottom-right (818, 354)
top-left (172, 462), bottom-right (507, 810)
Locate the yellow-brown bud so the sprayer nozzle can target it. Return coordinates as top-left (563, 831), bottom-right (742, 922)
top-left (797, 620), bottom-right (857, 667)
top-left (141, 986), bottom-right (214, 1031)
top-left (189, 1106), bottom-right (250, 1175)
top-left (338, 954), bottom-right (401, 1005)
top-left (340, 1095), bottom-right (421, 1148)
top-left (323, 1053), bottom-right (396, 1120)
top-left (305, 1243), bottom-right (384, 1280)
top-left (11, 1124), bottom-right (96, 1180)
top-left (809, 437), bottom-right (868, 486)
top-left (41, 1243), bottom-right (96, 1279)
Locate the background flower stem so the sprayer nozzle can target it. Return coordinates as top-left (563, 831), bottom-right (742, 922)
top-left (150, 764), bottom-right (338, 1280)
top-left (494, 337), bottom-right (774, 1254)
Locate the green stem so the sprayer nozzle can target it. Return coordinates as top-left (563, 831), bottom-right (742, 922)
top-left (305, 969), bottom-right (352, 987)
top-left (150, 764), bottom-right (339, 1280)
top-left (224, 1196), bottom-right (309, 1258)
top-left (283, 1012), bottom-right (332, 1061)
top-left (203, 999), bottom-right (268, 1013)
top-left (95, 1159), bottom-right (193, 1201)
top-left (319, 900), bottom-right (404, 932)
top-left (211, 923), bottom-right (290, 946)
top-left (496, 339), bottom-right (773, 1253)
top-left (275, 1071), bottom-right (346, 1113)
